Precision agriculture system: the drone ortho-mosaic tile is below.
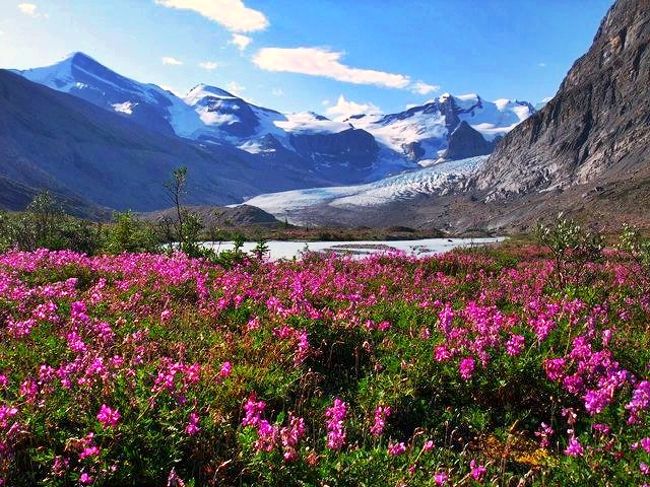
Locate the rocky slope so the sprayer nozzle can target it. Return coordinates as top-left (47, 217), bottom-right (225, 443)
top-left (476, 0), bottom-right (650, 197)
top-left (142, 204), bottom-right (283, 228)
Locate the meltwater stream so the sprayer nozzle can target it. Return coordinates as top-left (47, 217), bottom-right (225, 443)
top-left (201, 237), bottom-right (504, 261)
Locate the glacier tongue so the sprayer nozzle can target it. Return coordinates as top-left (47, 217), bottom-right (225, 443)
top-left (241, 155), bottom-right (488, 224)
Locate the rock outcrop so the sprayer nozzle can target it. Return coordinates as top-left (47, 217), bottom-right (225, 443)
top-left (444, 121), bottom-right (494, 160)
top-left (476, 0), bottom-right (650, 196)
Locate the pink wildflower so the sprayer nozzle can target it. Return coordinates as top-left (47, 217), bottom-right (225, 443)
top-left (459, 357), bottom-right (475, 380)
top-left (470, 459), bottom-right (487, 482)
top-left (370, 405), bottom-right (391, 437)
top-left (388, 442), bottom-right (406, 456)
top-left (97, 404), bottom-right (120, 428)
top-left (185, 412), bottom-right (200, 436)
top-left (325, 397), bottom-right (348, 450)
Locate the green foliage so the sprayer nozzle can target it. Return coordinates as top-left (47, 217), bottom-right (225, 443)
top-left (252, 237), bottom-right (270, 260)
top-left (102, 211), bottom-right (159, 254)
top-left (208, 233), bottom-right (247, 268)
top-left (619, 224), bottom-right (650, 269)
top-left (178, 210), bottom-right (204, 258)
top-left (0, 192), bottom-right (101, 253)
top-left (0, 209), bottom-right (19, 252)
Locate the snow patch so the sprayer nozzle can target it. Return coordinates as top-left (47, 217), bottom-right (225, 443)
top-left (112, 101), bottom-right (136, 115)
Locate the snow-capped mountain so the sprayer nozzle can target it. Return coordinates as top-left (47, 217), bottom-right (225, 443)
top-left (17, 53), bottom-right (533, 175)
top-left (344, 93), bottom-right (534, 163)
top-left (18, 53), bottom-right (405, 179)
top-left (20, 52), bottom-right (205, 138)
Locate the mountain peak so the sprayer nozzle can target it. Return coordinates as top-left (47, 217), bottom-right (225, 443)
top-left (185, 84), bottom-right (237, 105)
top-left (63, 51), bottom-right (99, 65)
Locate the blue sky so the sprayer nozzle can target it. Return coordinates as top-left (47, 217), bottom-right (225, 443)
top-left (0, 0), bottom-right (613, 116)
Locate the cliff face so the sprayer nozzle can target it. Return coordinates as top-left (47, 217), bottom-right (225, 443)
top-left (476, 0), bottom-right (650, 197)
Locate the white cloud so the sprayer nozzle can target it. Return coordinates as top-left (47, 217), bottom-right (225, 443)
top-left (162, 56), bottom-right (183, 66)
top-left (18, 3), bottom-right (38, 16)
top-left (227, 81), bottom-right (245, 96)
top-left (325, 95), bottom-right (382, 121)
top-left (322, 99), bottom-right (331, 106)
top-left (411, 81), bottom-right (440, 95)
top-left (271, 88), bottom-right (284, 96)
top-left (155, 0), bottom-right (268, 33)
top-left (253, 47), bottom-right (411, 89)
top-left (198, 61), bottom-right (220, 70)
top-left (538, 62), bottom-right (547, 68)
top-left (230, 33), bottom-right (252, 51)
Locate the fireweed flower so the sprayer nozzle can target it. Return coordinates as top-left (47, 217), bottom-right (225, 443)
top-left (388, 442), bottom-right (406, 456)
top-left (626, 380), bottom-right (650, 424)
top-left (79, 472), bottom-right (94, 485)
top-left (434, 471), bottom-right (449, 485)
top-left (325, 398), bottom-right (348, 450)
top-left (167, 468), bottom-right (186, 487)
top-left (255, 420), bottom-right (278, 453)
top-left (505, 334), bottom-right (525, 356)
top-left (0, 406), bottom-right (18, 429)
top-left (0, 248), bottom-right (649, 483)
top-left (218, 361), bottom-right (232, 380)
top-left (370, 405), bottom-right (391, 437)
top-left (470, 460), bottom-right (487, 482)
top-left (535, 422), bottom-right (554, 448)
top-left (544, 358), bottom-right (566, 381)
top-left (592, 423), bottom-right (611, 436)
top-left (242, 396), bottom-right (266, 427)
top-left (459, 357), bottom-right (476, 380)
top-left (562, 408), bottom-right (577, 426)
top-left (185, 412), bottom-right (200, 437)
top-left (632, 437), bottom-right (650, 453)
top-left (51, 456), bottom-right (69, 477)
top-left (97, 404), bottom-right (120, 428)
top-left (564, 435), bottom-right (584, 457)
top-left (280, 414), bottom-right (306, 462)
top-left (434, 345), bottom-right (452, 362)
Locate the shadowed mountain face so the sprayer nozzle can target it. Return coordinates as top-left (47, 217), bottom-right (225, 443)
top-left (476, 0), bottom-right (650, 197)
top-left (0, 70), bottom-right (337, 212)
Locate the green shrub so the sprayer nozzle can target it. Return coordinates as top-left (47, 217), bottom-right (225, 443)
top-left (102, 211), bottom-right (159, 254)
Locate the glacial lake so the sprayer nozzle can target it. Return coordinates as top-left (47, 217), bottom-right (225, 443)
top-left (201, 237), bottom-right (505, 261)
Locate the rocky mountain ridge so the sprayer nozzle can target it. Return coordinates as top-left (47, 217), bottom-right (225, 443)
top-left (475, 0), bottom-right (650, 198)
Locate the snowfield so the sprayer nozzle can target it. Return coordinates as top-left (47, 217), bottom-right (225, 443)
top-left (343, 93), bottom-right (533, 159)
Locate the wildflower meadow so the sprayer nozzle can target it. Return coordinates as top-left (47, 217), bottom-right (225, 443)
top-left (1, 240), bottom-right (650, 485)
